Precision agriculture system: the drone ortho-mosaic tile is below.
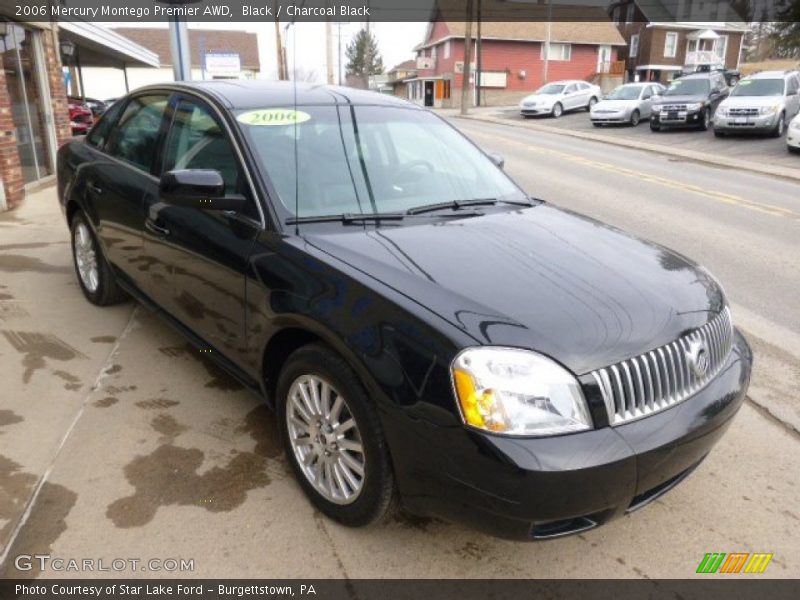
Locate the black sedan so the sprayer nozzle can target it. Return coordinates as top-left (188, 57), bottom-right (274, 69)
top-left (57, 82), bottom-right (752, 540)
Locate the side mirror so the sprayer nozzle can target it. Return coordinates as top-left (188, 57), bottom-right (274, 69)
top-left (487, 152), bottom-right (505, 169)
top-left (159, 169), bottom-right (248, 211)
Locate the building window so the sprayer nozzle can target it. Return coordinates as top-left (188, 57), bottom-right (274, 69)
top-left (541, 42), bottom-right (572, 61)
top-left (714, 35), bottom-right (728, 63)
top-left (630, 34), bottom-right (639, 58)
top-left (664, 32), bottom-right (677, 58)
top-left (443, 39), bottom-right (450, 60)
top-left (432, 45), bottom-right (437, 61)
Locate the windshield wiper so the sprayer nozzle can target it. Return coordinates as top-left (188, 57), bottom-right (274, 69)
top-left (286, 212), bottom-right (407, 225)
top-left (406, 198), bottom-right (534, 215)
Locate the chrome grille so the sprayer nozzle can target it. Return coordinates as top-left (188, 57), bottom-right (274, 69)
top-left (592, 308), bottom-right (733, 426)
top-left (729, 108), bottom-right (758, 116)
top-left (662, 104), bottom-right (687, 112)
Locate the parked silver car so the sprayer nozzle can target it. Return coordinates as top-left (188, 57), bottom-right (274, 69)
top-left (713, 70), bottom-right (800, 137)
top-left (519, 80), bottom-right (602, 118)
top-left (590, 83), bottom-right (666, 126)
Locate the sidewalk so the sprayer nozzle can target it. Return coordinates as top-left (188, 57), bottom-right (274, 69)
top-left (438, 105), bottom-right (800, 183)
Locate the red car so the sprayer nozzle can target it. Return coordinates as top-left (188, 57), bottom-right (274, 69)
top-left (68, 99), bottom-right (94, 135)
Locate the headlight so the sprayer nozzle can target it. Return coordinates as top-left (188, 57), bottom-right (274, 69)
top-left (716, 106), bottom-right (728, 117)
top-left (652, 105), bottom-right (662, 113)
top-left (451, 347), bottom-right (592, 436)
top-left (759, 105), bottom-right (779, 115)
top-left (687, 102), bottom-right (704, 111)
top-left (791, 119), bottom-right (800, 131)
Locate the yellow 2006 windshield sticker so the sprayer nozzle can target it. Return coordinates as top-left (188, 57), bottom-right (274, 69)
top-left (237, 109), bottom-right (311, 126)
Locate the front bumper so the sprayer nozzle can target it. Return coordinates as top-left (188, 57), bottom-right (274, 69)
top-left (390, 329), bottom-right (752, 540)
top-left (651, 110), bottom-right (705, 128)
top-left (591, 112), bottom-right (630, 124)
top-left (714, 112), bottom-right (780, 133)
top-left (520, 106), bottom-right (553, 116)
top-left (786, 127), bottom-right (800, 148)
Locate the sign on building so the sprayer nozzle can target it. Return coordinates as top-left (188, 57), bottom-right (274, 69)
top-left (205, 53), bottom-right (241, 77)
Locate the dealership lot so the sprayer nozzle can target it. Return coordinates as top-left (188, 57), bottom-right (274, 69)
top-left (1, 125), bottom-right (799, 579)
top-left (490, 106), bottom-right (800, 172)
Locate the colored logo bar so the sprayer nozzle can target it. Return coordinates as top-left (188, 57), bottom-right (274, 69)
top-left (696, 552), bottom-right (773, 574)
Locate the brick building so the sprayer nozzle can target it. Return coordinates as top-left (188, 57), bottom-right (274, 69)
top-left (0, 18), bottom-right (157, 211)
top-left (408, 14), bottom-right (625, 108)
top-left (608, 1), bottom-right (747, 83)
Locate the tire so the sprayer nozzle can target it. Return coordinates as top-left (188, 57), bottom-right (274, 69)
top-left (650, 121), bottom-right (661, 132)
top-left (630, 109), bottom-right (641, 126)
top-left (700, 109), bottom-right (710, 131)
top-left (276, 343), bottom-right (395, 527)
top-left (772, 112), bottom-right (785, 138)
top-left (70, 211), bottom-right (128, 306)
top-left (552, 102), bottom-right (563, 118)
top-left (714, 129), bottom-right (726, 138)
top-left (592, 122), bottom-right (602, 127)
top-left (788, 145), bottom-right (800, 154)
top-left (586, 97), bottom-right (598, 111)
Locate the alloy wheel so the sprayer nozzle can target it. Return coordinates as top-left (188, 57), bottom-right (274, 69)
top-left (630, 110), bottom-right (640, 126)
top-left (286, 374), bottom-right (366, 505)
top-left (552, 103), bottom-right (563, 118)
top-left (73, 222), bottom-right (99, 293)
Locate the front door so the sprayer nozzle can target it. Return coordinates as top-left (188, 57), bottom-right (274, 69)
top-left (424, 81), bottom-right (434, 107)
top-left (146, 95), bottom-right (260, 362)
top-left (597, 45), bottom-right (611, 73)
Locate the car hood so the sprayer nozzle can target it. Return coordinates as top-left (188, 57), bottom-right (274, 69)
top-left (305, 205), bottom-right (726, 375)
top-left (722, 95), bottom-right (783, 108)
top-left (593, 99), bottom-right (636, 111)
top-left (521, 94), bottom-right (559, 104)
top-left (654, 94), bottom-right (706, 105)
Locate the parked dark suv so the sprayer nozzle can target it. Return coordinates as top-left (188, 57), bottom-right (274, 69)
top-left (650, 72), bottom-right (729, 131)
top-left (57, 82), bottom-right (751, 540)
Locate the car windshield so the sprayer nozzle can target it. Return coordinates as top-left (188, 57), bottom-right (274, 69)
top-left (730, 79), bottom-right (784, 97)
top-left (237, 105), bottom-right (527, 218)
top-left (536, 84), bottom-right (565, 94)
top-left (607, 86), bottom-right (643, 100)
top-left (664, 79), bottom-right (710, 96)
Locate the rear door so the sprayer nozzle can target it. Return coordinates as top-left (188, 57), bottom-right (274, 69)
top-left (147, 94), bottom-right (261, 362)
top-left (87, 93), bottom-right (170, 291)
top-left (562, 84), bottom-right (579, 109)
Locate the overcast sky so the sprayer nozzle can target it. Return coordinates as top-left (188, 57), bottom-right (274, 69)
top-left (112, 21), bottom-right (428, 81)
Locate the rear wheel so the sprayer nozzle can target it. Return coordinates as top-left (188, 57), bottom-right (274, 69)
top-left (552, 103), bottom-right (563, 118)
top-left (70, 211), bottom-right (127, 306)
top-left (586, 97), bottom-right (598, 111)
top-left (630, 109), bottom-right (641, 126)
top-left (277, 344), bottom-right (395, 527)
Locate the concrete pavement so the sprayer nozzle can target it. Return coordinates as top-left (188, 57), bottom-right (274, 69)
top-left (0, 180), bottom-right (798, 579)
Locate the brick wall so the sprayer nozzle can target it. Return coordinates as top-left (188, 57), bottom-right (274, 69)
top-left (0, 67), bottom-right (25, 209)
top-left (42, 30), bottom-right (72, 149)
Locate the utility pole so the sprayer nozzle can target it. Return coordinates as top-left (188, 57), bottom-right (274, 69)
top-left (325, 5), bottom-right (334, 84)
top-left (476, 0), bottom-right (482, 107)
top-left (460, 0), bottom-right (474, 115)
top-left (274, 10), bottom-right (285, 80)
top-left (542, 0), bottom-right (553, 85)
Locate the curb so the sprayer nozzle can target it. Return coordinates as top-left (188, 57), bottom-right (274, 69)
top-left (453, 113), bottom-right (800, 183)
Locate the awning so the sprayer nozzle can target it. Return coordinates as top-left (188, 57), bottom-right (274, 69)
top-left (58, 22), bottom-right (159, 68)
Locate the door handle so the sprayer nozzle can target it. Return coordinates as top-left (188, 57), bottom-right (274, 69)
top-left (144, 218), bottom-right (170, 237)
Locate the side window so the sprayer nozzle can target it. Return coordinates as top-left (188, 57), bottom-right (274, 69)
top-left (106, 95), bottom-right (169, 172)
top-left (163, 98), bottom-right (242, 197)
top-left (565, 84), bottom-right (576, 94)
top-left (86, 100), bottom-right (123, 149)
top-left (787, 76), bottom-right (798, 95)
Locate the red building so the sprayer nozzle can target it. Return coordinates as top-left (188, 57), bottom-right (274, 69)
top-left (409, 19), bottom-right (625, 108)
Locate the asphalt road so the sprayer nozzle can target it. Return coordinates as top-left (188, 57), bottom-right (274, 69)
top-left (0, 128), bottom-right (798, 580)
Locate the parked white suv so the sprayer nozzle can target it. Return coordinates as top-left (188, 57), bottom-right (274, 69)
top-left (713, 70), bottom-right (800, 137)
top-left (519, 80), bottom-right (602, 118)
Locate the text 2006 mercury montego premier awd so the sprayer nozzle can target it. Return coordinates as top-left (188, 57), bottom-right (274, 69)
top-left (57, 82), bottom-right (752, 540)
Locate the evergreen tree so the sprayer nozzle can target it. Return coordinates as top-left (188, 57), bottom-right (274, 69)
top-left (771, 1), bottom-right (800, 58)
top-left (345, 28), bottom-right (384, 87)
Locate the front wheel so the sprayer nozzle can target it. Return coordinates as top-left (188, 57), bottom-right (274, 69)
top-left (772, 112), bottom-right (785, 138)
top-left (70, 212), bottom-right (127, 306)
top-left (630, 109), bottom-right (641, 126)
top-left (277, 344), bottom-right (395, 527)
top-left (650, 121), bottom-right (661, 132)
top-left (551, 102), bottom-right (563, 118)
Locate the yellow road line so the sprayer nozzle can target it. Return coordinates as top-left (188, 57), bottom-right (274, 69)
top-left (466, 129), bottom-right (800, 220)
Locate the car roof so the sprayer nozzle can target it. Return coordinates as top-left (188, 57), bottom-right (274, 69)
top-left (133, 80), bottom-right (418, 110)
top-left (678, 72), bottom-right (718, 80)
